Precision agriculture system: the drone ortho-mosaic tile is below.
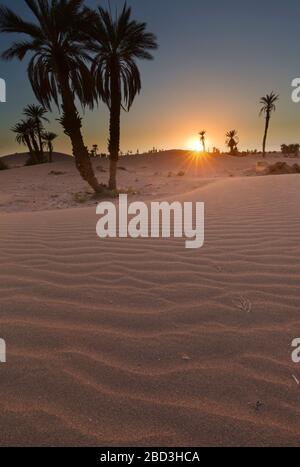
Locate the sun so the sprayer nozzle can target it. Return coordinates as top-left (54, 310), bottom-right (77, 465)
top-left (187, 137), bottom-right (203, 152)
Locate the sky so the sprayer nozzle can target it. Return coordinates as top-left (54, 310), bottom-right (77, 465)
top-left (0, 0), bottom-right (300, 155)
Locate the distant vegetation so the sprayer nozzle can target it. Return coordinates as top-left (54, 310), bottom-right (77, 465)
top-left (43, 132), bottom-right (58, 163)
top-left (226, 130), bottom-right (239, 155)
top-left (11, 105), bottom-right (58, 166)
top-left (281, 144), bottom-right (300, 157)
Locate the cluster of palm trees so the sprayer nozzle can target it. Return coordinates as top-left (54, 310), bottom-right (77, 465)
top-left (199, 129), bottom-right (239, 155)
top-left (199, 92), bottom-right (279, 157)
top-left (12, 104), bottom-right (57, 164)
top-left (0, 0), bottom-right (157, 192)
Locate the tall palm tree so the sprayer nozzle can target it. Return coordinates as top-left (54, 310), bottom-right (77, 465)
top-left (226, 130), bottom-right (239, 155)
top-left (43, 132), bottom-right (57, 163)
top-left (23, 104), bottom-right (49, 160)
top-left (199, 131), bottom-right (206, 152)
top-left (88, 5), bottom-right (158, 190)
top-left (0, 0), bottom-right (103, 192)
top-left (260, 92), bottom-right (279, 158)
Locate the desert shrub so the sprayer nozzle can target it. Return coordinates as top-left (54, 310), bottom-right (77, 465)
top-left (281, 144), bottom-right (299, 156)
top-left (268, 162), bottom-right (300, 175)
top-left (48, 170), bottom-right (66, 176)
top-left (25, 156), bottom-right (38, 166)
top-left (0, 159), bottom-right (8, 171)
top-left (73, 192), bottom-right (90, 203)
top-left (212, 147), bottom-right (221, 155)
top-left (120, 186), bottom-right (140, 195)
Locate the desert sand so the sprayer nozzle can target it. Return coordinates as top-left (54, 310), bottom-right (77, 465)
top-left (0, 150), bottom-right (300, 446)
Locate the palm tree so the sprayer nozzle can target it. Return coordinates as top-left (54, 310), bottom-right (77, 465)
top-left (11, 119), bottom-right (39, 163)
top-left (23, 104), bottom-right (49, 160)
top-left (26, 118), bottom-right (41, 158)
top-left (226, 130), bottom-right (239, 155)
top-left (92, 144), bottom-right (99, 157)
top-left (88, 5), bottom-right (158, 190)
top-left (43, 132), bottom-right (57, 163)
top-left (0, 0), bottom-right (103, 192)
top-left (260, 92), bottom-right (279, 158)
top-left (199, 131), bottom-right (206, 152)
top-left (11, 120), bottom-right (35, 157)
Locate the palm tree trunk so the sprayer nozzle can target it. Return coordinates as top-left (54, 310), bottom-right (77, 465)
top-left (37, 122), bottom-right (44, 161)
top-left (57, 70), bottom-right (103, 193)
top-left (108, 58), bottom-right (121, 191)
top-left (25, 135), bottom-right (34, 158)
top-left (49, 143), bottom-right (53, 163)
top-left (262, 114), bottom-right (270, 158)
top-left (30, 132), bottom-right (40, 163)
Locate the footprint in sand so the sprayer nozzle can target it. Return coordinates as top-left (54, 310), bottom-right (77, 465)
top-left (233, 295), bottom-right (252, 313)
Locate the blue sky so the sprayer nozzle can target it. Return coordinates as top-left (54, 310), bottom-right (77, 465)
top-left (0, 0), bottom-right (299, 155)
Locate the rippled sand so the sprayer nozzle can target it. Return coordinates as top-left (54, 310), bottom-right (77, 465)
top-left (0, 152), bottom-right (299, 446)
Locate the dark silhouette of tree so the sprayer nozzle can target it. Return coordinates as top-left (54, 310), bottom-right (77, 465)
top-left (23, 104), bottom-right (48, 161)
top-left (88, 4), bottom-right (158, 190)
top-left (92, 144), bottom-right (99, 157)
top-left (12, 120), bottom-right (35, 159)
top-left (199, 131), bottom-right (206, 152)
top-left (260, 92), bottom-right (279, 158)
top-left (226, 130), bottom-right (239, 155)
top-left (12, 118), bottom-right (41, 163)
top-left (27, 118), bottom-right (41, 159)
top-left (281, 143), bottom-right (299, 157)
top-left (0, 0), bottom-right (103, 192)
top-left (43, 132), bottom-right (57, 163)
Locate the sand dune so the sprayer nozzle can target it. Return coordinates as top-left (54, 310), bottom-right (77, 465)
top-left (0, 150), bottom-right (293, 213)
top-left (0, 158), bottom-right (300, 446)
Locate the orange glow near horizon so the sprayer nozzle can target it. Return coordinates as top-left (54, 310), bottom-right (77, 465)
top-left (187, 137), bottom-right (202, 152)
top-left (187, 136), bottom-right (210, 153)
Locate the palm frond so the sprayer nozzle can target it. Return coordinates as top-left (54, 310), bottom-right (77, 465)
top-left (89, 3), bottom-right (158, 111)
top-left (0, 0), bottom-right (96, 111)
top-left (259, 92), bottom-right (279, 116)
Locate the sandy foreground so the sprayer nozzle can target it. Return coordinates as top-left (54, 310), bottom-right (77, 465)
top-left (0, 151), bottom-right (300, 446)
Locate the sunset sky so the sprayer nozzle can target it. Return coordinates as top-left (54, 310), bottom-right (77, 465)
top-left (0, 0), bottom-right (300, 156)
